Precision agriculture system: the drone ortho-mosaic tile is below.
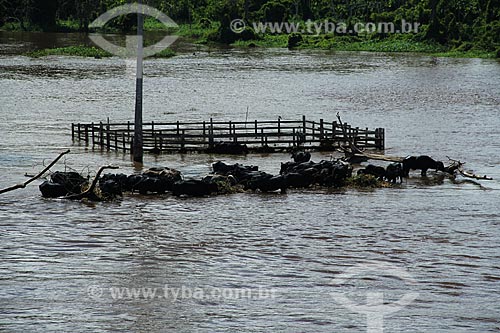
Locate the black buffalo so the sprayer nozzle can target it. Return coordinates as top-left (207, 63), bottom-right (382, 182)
top-left (280, 159), bottom-right (352, 188)
top-left (39, 181), bottom-right (69, 198)
top-left (100, 167), bottom-right (182, 195)
top-left (50, 171), bottom-right (87, 194)
top-left (172, 179), bottom-right (218, 197)
top-left (40, 171), bottom-right (88, 198)
top-left (284, 172), bottom-right (313, 188)
top-left (255, 175), bottom-right (287, 193)
top-left (133, 176), bottom-right (171, 195)
top-left (291, 151), bottom-right (311, 163)
top-left (99, 179), bottom-right (123, 197)
top-left (209, 142), bottom-right (249, 155)
top-left (402, 156), bottom-right (445, 177)
top-left (357, 165), bottom-right (386, 180)
top-left (280, 161), bottom-right (315, 175)
top-left (385, 163), bottom-right (404, 183)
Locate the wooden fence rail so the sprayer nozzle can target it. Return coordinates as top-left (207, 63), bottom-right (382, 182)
top-left (71, 116), bottom-right (385, 153)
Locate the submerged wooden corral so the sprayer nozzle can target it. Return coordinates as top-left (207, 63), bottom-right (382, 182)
top-left (71, 116), bottom-right (385, 153)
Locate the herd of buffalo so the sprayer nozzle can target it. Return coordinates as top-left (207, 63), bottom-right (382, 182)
top-left (39, 153), bottom-right (449, 199)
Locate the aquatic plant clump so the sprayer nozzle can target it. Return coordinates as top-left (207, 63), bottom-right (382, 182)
top-left (26, 46), bottom-right (113, 58)
top-left (345, 174), bottom-right (383, 189)
top-left (25, 45), bottom-right (177, 59)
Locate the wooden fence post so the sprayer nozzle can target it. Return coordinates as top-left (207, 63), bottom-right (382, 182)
top-left (106, 122), bottom-right (110, 150)
top-left (91, 122), bottom-right (95, 147)
top-left (153, 124), bottom-right (157, 148)
top-left (380, 128), bottom-right (385, 149)
top-left (181, 129), bottom-right (185, 150)
top-left (210, 118), bottom-right (213, 141)
top-left (71, 123), bottom-right (75, 140)
top-left (99, 122), bottom-right (103, 149)
top-left (209, 119), bottom-right (214, 148)
top-left (84, 124), bottom-right (89, 143)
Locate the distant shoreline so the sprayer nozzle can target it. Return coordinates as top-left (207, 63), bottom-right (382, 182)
top-left (3, 20), bottom-right (497, 60)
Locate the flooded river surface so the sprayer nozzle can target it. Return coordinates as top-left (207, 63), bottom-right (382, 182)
top-left (1, 32), bottom-right (500, 332)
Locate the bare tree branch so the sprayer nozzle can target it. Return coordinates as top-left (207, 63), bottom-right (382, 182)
top-left (457, 168), bottom-right (493, 180)
top-left (0, 150), bottom-right (70, 195)
top-left (63, 165), bottom-right (119, 200)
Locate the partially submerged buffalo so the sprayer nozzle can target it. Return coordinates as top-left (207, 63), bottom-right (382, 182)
top-left (99, 167), bottom-right (182, 195)
top-left (212, 161), bottom-right (286, 193)
top-left (280, 160), bottom-right (352, 188)
top-left (357, 164), bottom-right (386, 180)
top-left (172, 179), bottom-right (218, 197)
top-left (291, 151), bottom-right (311, 163)
top-left (356, 163), bottom-right (404, 183)
top-left (208, 142), bottom-right (249, 155)
top-left (39, 171), bottom-right (88, 198)
top-left (41, 155), bottom-right (437, 200)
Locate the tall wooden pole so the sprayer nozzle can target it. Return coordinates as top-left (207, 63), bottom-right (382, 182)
top-left (133, 0), bottom-right (144, 163)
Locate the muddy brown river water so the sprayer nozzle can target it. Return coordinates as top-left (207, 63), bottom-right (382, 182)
top-left (0, 32), bottom-right (499, 332)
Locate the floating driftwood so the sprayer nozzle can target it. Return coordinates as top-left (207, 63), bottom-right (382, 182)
top-left (446, 157), bottom-right (493, 181)
top-left (350, 152), bottom-right (404, 163)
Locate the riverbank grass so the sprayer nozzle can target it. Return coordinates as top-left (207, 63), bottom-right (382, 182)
top-left (232, 32), bottom-right (493, 57)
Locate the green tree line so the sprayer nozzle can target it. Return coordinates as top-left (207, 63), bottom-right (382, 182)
top-left (1, 0), bottom-right (499, 51)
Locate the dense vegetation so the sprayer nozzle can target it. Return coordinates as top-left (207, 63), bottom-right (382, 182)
top-left (1, 0), bottom-right (499, 57)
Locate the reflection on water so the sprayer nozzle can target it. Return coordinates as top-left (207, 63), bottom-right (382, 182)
top-left (0, 32), bottom-right (500, 332)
